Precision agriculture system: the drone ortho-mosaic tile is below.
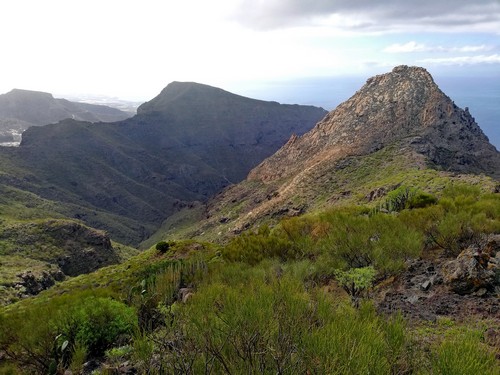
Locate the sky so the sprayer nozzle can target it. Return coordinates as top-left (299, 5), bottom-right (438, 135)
top-left (0, 0), bottom-right (499, 101)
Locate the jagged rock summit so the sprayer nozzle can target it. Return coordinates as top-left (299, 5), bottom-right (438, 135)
top-left (188, 66), bottom-right (500, 239)
top-left (250, 65), bottom-right (500, 183)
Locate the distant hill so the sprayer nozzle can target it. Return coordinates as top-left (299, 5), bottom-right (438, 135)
top-left (0, 82), bottom-right (326, 244)
top-left (0, 89), bottom-right (132, 145)
top-left (168, 66), bottom-right (500, 241)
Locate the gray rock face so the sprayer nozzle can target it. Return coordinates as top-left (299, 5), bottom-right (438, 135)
top-left (250, 65), bottom-right (500, 183)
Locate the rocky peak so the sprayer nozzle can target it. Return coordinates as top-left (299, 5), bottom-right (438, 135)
top-left (249, 65), bottom-right (500, 182)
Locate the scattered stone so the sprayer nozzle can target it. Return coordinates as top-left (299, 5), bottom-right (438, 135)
top-left (178, 288), bottom-right (193, 303)
top-left (406, 295), bottom-right (419, 304)
top-left (421, 280), bottom-right (432, 291)
top-left (418, 311), bottom-right (437, 323)
top-left (182, 293), bottom-right (194, 303)
top-left (82, 359), bottom-right (101, 374)
top-left (365, 187), bottom-right (387, 202)
top-left (484, 328), bottom-right (499, 347)
top-left (475, 288), bottom-right (488, 297)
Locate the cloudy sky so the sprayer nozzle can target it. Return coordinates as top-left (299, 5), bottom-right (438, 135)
top-left (1, 0), bottom-right (499, 100)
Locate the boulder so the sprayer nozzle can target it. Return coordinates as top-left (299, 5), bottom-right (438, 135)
top-left (441, 235), bottom-right (499, 295)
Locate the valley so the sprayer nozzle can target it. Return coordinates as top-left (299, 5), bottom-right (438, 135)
top-left (0, 67), bottom-right (499, 374)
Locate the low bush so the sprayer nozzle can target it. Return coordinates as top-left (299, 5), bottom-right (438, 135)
top-left (431, 330), bottom-right (498, 375)
top-left (155, 241), bottom-right (170, 254)
top-left (317, 211), bottom-right (423, 274)
top-left (222, 225), bottom-right (294, 265)
top-left (0, 292), bottom-right (137, 374)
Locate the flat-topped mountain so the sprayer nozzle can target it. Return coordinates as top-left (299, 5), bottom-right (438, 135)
top-left (0, 83), bottom-right (326, 244)
top-left (0, 89), bottom-right (132, 145)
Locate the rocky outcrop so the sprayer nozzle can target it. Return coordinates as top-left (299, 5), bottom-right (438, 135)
top-left (378, 236), bottom-right (500, 321)
top-left (377, 255), bottom-right (500, 322)
top-left (0, 220), bottom-right (120, 277)
top-left (192, 66), bottom-right (500, 240)
top-left (249, 65), bottom-right (500, 183)
top-left (15, 269), bottom-right (65, 296)
top-left (442, 235), bottom-right (499, 295)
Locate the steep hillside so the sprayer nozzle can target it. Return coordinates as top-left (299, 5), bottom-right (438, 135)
top-left (0, 218), bottom-right (137, 305)
top-left (0, 89), bottom-right (132, 145)
top-left (166, 66), bottom-right (500, 241)
top-left (0, 83), bottom-right (326, 244)
top-left (251, 65), bottom-right (499, 183)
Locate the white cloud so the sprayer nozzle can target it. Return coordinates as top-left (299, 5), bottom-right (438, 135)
top-left (383, 42), bottom-right (428, 53)
top-left (232, 0), bottom-right (500, 33)
top-left (384, 42), bottom-right (492, 54)
top-left (418, 54), bottom-right (500, 65)
top-left (455, 45), bottom-right (491, 53)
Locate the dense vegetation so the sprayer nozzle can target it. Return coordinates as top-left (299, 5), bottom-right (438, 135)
top-left (0, 183), bottom-right (499, 374)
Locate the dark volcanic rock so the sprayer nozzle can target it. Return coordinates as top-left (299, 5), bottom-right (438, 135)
top-left (16, 269), bottom-right (65, 296)
top-left (377, 256), bottom-right (500, 321)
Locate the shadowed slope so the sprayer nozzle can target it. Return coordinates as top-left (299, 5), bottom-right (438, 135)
top-left (0, 83), bottom-right (326, 244)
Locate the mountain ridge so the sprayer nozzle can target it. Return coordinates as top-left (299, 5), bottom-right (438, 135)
top-left (0, 82), bottom-right (326, 244)
top-left (167, 66), bottom-right (500, 241)
top-left (0, 88), bottom-right (132, 145)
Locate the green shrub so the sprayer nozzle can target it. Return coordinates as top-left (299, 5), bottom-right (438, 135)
top-left (376, 186), bottom-right (437, 213)
top-left (317, 212), bottom-right (423, 274)
top-left (155, 241), bottom-right (170, 254)
top-left (222, 225), bottom-right (294, 265)
top-left (334, 266), bottom-right (376, 305)
top-left (0, 293), bottom-right (136, 373)
top-left (67, 297), bottom-right (137, 356)
top-left (431, 330), bottom-right (498, 374)
top-left (68, 341), bottom-right (87, 374)
top-left (408, 191), bottom-right (438, 209)
top-left (301, 299), bottom-right (409, 375)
